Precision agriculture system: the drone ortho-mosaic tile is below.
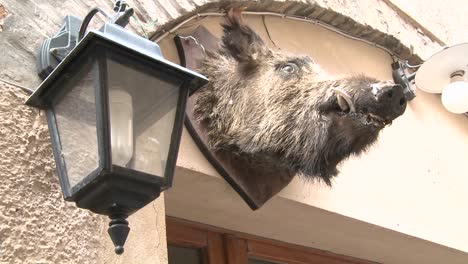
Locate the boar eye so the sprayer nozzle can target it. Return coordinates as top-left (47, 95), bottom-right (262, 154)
top-left (280, 63), bottom-right (298, 74)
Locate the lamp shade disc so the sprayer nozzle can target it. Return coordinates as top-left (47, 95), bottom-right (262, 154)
top-left (415, 43), bottom-right (468, 93)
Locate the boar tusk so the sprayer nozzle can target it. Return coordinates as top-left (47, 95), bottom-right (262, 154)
top-left (331, 87), bottom-right (356, 113)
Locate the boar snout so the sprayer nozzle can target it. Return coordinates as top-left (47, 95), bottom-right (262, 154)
top-left (373, 83), bottom-right (407, 122)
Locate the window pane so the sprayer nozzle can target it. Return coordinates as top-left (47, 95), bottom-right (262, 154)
top-left (54, 60), bottom-right (99, 189)
top-left (249, 258), bottom-right (284, 264)
top-left (106, 57), bottom-right (182, 178)
top-left (168, 245), bottom-right (203, 264)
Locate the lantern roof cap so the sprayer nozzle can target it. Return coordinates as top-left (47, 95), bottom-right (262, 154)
top-left (26, 23), bottom-right (208, 108)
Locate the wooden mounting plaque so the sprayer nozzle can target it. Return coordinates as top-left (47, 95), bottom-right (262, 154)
top-left (174, 26), bottom-right (295, 210)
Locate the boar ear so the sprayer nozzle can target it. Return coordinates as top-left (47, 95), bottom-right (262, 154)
top-left (222, 8), bottom-right (270, 66)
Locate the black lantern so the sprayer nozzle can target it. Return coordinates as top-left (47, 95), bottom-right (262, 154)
top-left (26, 16), bottom-right (208, 253)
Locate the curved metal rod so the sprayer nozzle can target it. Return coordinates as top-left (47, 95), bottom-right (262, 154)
top-left (0, 78), bottom-right (34, 94)
top-left (78, 7), bottom-right (113, 41)
top-left (405, 60), bottom-right (422, 69)
top-left (178, 35), bottom-right (206, 53)
top-left (151, 11), bottom-right (398, 60)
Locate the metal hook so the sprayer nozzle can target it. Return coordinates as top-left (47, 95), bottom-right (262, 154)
top-left (405, 60), bottom-right (422, 69)
top-left (178, 35), bottom-right (206, 54)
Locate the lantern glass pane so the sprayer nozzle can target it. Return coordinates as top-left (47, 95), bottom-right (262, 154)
top-left (106, 57), bottom-right (183, 178)
top-left (53, 60), bottom-right (99, 188)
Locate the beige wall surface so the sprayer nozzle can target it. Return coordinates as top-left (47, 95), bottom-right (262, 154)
top-left (390, 0), bottom-right (468, 46)
top-left (163, 14), bottom-right (468, 263)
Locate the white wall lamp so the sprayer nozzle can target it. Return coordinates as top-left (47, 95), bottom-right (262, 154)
top-left (394, 43), bottom-right (468, 114)
top-left (415, 43), bottom-right (468, 114)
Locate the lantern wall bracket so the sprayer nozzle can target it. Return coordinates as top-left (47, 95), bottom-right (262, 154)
top-left (37, 15), bottom-right (82, 80)
top-left (392, 60), bottom-right (417, 101)
top-left (37, 3), bottom-right (134, 80)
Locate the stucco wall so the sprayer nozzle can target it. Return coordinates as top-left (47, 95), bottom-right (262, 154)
top-left (0, 83), bottom-right (105, 263)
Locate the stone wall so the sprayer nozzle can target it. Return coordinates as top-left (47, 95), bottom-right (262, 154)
top-left (0, 1), bottom-right (167, 263)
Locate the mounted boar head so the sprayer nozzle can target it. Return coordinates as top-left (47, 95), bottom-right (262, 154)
top-left (194, 9), bottom-right (407, 185)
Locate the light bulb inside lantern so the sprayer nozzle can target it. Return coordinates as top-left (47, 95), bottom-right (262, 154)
top-left (441, 71), bottom-right (468, 114)
top-left (110, 89), bottom-right (134, 167)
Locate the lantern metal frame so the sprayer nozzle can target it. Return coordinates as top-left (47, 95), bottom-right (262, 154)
top-left (26, 20), bottom-right (208, 254)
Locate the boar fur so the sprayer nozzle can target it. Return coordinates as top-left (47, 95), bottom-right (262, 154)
top-left (194, 9), bottom-right (406, 185)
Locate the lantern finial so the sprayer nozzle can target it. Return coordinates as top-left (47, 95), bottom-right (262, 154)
top-left (107, 209), bottom-right (130, 255)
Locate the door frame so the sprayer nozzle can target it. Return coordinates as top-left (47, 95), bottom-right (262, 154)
top-left (166, 217), bottom-right (378, 264)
